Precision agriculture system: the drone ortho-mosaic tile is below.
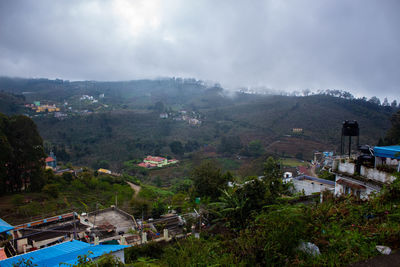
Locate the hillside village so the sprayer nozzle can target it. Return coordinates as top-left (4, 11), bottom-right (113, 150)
top-left (1, 0), bottom-right (400, 265)
top-left (1, 131), bottom-right (400, 265)
top-left (0, 83), bottom-right (400, 265)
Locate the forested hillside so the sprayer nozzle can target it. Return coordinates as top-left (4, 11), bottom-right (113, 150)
top-left (0, 77), bottom-right (396, 169)
top-left (0, 92), bottom-right (26, 114)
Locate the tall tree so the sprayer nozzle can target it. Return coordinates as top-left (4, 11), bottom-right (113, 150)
top-left (386, 110), bottom-right (400, 145)
top-left (391, 100), bottom-right (398, 109)
top-left (191, 160), bottom-right (230, 200)
top-left (3, 114), bottom-right (46, 192)
top-left (368, 96), bottom-right (381, 106)
top-left (383, 97), bottom-right (389, 106)
top-left (0, 114), bottom-right (12, 195)
top-left (263, 157), bottom-right (285, 200)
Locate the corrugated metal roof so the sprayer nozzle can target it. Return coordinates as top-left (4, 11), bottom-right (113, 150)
top-left (0, 240), bottom-right (128, 267)
top-left (0, 218), bottom-right (13, 233)
top-left (374, 146), bottom-right (400, 159)
top-left (294, 175), bottom-right (336, 186)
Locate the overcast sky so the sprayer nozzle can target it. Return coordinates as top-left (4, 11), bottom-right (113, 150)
top-left (0, 0), bottom-right (399, 99)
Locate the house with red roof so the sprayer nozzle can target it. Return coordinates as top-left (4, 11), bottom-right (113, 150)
top-left (144, 156), bottom-right (168, 167)
top-left (138, 156), bottom-right (179, 168)
top-left (45, 152), bottom-right (57, 169)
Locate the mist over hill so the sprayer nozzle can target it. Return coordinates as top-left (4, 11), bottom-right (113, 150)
top-left (0, 77), bottom-right (396, 169)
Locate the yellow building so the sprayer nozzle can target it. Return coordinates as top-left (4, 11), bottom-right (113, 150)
top-left (35, 105), bottom-right (60, 113)
top-left (98, 168), bottom-right (112, 174)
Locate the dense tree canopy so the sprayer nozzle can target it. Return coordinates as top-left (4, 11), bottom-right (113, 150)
top-left (190, 160), bottom-right (231, 201)
top-left (386, 110), bottom-right (400, 145)
top-left (0, 113), bottom-right (46, 194)
top-left (218, 135), bottom-right (242, 154)
top-left (169, 141), bottom-right (184, 156)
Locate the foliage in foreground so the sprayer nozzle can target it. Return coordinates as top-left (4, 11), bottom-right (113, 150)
top-left (125, 175), bottom-right (400, 266)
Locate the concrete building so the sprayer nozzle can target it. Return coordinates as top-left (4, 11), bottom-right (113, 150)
top-left (283, 172), bottom-right (293, 184)
top-left (45, 152), bottom-right (57, 169)
top-left (332, 146), bottom-right (400, 199)
top-left (139, 156), bottom-right (179, 168)
top-left (97, 168), bottom-right (112, 175)
top-left (80, 206), bottom-right (138, 244)
top-left (160, 113), bottom-right (169, 119)
top-left (11, 212), bottom-right (87, 254)
top-left (291, 175), bottom-right (335, 195)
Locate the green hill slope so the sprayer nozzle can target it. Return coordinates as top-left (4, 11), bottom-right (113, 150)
top-left (0, 77), bottom-right (395, 168)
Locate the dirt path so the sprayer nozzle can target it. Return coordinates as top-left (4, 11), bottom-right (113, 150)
top-left (309, 164), bottom-right (318, 177)
top-left (265, 140), bottom-right (281, 151)
top-left (127, 181), bottom-right (141, 197)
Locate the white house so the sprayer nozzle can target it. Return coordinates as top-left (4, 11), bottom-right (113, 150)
top-left (291, 175), bottom-right (335, 195)
top-left (332, 145), bottom-right (400, 199)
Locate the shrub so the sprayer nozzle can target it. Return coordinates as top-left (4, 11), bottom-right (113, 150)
top-left (42, 184), bottom-right (60, 198)
top-left (125, 242), bottom-right (165, 263)
top-left (161, 237), bottom-right (236, 266)
top-left (18, 202), bottom-right (42, 217)
top-left (12, 194), bottom-right (24, 206)
top-left (71, 179), bottom-right (88, 192)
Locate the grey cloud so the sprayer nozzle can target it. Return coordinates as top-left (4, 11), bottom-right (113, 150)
top-left (0, 0), bottom-right (399, 99)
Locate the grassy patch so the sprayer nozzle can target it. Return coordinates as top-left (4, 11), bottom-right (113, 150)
top-left (280, 157), bottom-right (308, 167)
top-left (138, 184), bottom-right (174, 200)
top-left (217, 158), bottom-right (240, 171)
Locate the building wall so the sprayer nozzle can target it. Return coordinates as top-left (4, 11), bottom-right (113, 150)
top-left (111, 250), bottom-right (125, 263)
top-left (360, 166), bottom-right (396, 183)
top-left (334, 159), bottom-right (397, 184)
top-left (292, 179), bottom-right (334, 195)
top-left (334, 176), bottom-right (379, 200)
top-left (385, 158), bottom-right (399, 166)
top-left (338, 162), bottom-right (355, 175)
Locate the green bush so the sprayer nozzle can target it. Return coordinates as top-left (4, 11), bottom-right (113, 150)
top-left (232, 206), bottom-right (308, 266)
top-left (18, 202), bottom-right (42, 217)
top-left (11, 194), bottom-right (24, 206)
top-left (42, 184), bottom-right (60, 198)
top-left (71, 179), bottom-right (88, 192)
top-left (125, 242), bottom-right (165, 263)
top-left (161, 237), bottom-right (237, 266)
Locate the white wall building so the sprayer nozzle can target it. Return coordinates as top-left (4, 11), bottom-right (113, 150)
top-left (291, 175), bottom-right (335, 196)
top-left (332, 146), bottom-right (400, 199)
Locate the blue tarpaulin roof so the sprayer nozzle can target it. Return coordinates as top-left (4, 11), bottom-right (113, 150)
top-left (374, 146), bottom-right (400, 159)
top-left (0, 218), bottom-right (14, 233)
top-left (0, 240), bottom-right (128, 267)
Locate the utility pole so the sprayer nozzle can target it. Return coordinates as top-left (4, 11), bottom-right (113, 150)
top-left (73, 211), bottom-right (77, 240)
top-left (140, 208), bottom-right (144, 245)
top-left (92, 203), bottom-right (98, 244)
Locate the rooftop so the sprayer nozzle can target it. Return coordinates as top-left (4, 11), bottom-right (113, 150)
top-left (13, 212), bottom-right (77, 231)
top-left (0, 218), bottom-right (14, 233)
top-left (374, 146), bottom-right (400, 159)
top-left (0, 240), bottom-right (128, 267)
top-left (83, 207), bottom-right (137, 235)
top-left (45, 156), bottom-right (55, 163)
top-left (294, 175), bottom-right (335, 186)
top-left (144, 156), bottom-right (166, 162)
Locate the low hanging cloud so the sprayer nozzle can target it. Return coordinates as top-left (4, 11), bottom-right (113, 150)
top-left (0, 0), bottom-right (399, 99)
